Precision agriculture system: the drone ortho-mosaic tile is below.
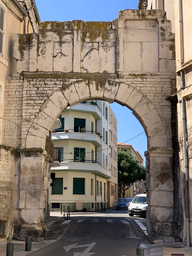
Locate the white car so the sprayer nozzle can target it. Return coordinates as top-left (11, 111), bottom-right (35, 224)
top-left (128, 193), bottom-right (147, 217)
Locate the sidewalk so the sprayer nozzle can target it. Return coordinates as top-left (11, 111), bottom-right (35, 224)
top-left (0, 215), bottom-right (64, 256)
top-left (134, 219), bottom-right (192, 256)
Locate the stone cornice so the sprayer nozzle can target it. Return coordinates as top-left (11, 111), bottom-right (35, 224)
top-left (2, 0), bottom-right (27, 21)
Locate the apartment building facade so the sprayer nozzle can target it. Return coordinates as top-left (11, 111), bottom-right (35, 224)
top-left (107, 106), bottom-right (118, 207)
top-left (117, 142), bottom-right (145, 198)
top-left (50, 100), bottom-right (117, 212)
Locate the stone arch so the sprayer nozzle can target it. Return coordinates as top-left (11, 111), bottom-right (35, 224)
top-left (25, 82), bottom-right (167, 151)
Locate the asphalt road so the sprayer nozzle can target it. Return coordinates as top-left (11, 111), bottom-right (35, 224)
top-left (30, 210), bottom-right (146, 256)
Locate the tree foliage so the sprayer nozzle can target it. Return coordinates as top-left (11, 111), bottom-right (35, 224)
top-left (118, 150), bottom-right (146, 197)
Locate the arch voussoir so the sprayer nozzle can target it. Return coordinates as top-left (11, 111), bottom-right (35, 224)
top-left (103, 81), bottom-right (119, 102)
top-left (125, 88), bottom-right (146, 110)
top-left (114, 82), bottom-right (134, 105)
top-left (62, 83), bottom-right (81, 106)
top-left (49, 90), bottom-right (68, 111)
top-left (74, 80), bottom-right (90, 101)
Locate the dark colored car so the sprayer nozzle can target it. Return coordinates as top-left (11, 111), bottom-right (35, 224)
top-left (116, 198), bottom-right (130, 210)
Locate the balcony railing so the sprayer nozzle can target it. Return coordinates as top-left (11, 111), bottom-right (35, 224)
top-left (59, 159), bottom-right (102, 165)
top-left (53, 128), bottom-right (102, 138)
top-left (0, 118), bottom-right (18, 148)
top-left (80, 101), bottom-right (101, 111)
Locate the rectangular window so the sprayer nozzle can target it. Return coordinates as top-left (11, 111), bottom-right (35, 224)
top-left (74, 148), bottom-right (85, 162)
top-left (106, 156), bottom-right (108, 168)
top-left (91, 149), bottom-right (94, 163)
top-left (91, 121), bottom-right (94, 134)
top-left (97, 180), bottom-right (99, 195)
top-left (73, 178), bottom-right (85, 194)
top-left (106, 131), bottom-right (108, 144)
top-left (103, 153), bottom-right (105, 168)
top-left (103, 103), bottom-right (105, 116)
top-left (57, 147), bottom-right (64, 162)
top-left (103, 128), bottom-right (105, 142)
top-left (91, 179), bottom-right (93, 195)
top-left (54, 116), bottom-right (64, 132)
top-left (74, 118), bottom-right (85, 132)
top-left (52, 203), bottom-right (60, 208)
top-left (0, 5), bottom-right (5, 55)
top-left (100, 182), bottom-right (102, 196)
top-left (52, 178), bottom-right (63, 195)
top-left (105, 107), bottom-right (108, 120)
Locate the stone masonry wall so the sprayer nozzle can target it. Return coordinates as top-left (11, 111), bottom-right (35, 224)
top-left (1, 9), bottom-right (178, 241)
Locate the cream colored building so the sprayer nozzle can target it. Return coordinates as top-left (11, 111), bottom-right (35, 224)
top-left (108, 106), bottom-right (118, 207)
top-left (139, 0), bottom-right (192, 246)
top-left (0, 0), bottom-right (40, 240)
top-left (50, 101), bottom-right (117, 212)
top-left (117, 142), bottom-right (145, 198)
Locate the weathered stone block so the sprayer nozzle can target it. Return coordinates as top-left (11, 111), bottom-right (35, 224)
top-left (150, 191), bottom-right (173, 207)
top-left (62, 84), bottom-right (80, 106)
top-left (115, 83), bottom-right (134, 105)
top-left (53, 42), bottom-right (72, 72)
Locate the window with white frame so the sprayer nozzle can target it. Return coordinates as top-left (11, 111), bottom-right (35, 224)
top-left (105, 107), bottom-right (108, 120)
top-left (0, 5), bottom-right (5, 56)
top-left (103, 128), bottom-right (105, 142)
top-left (103, 103), bottom-right (105, 116)
top-left (106, 156), bottom-right (108, 168)
top-left (103, 153), bottom-right (105, 167)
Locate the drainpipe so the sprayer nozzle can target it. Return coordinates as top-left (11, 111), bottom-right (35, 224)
top-left (179, 0), bottom-right (190, 247)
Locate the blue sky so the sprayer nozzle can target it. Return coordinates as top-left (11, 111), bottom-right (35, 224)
top-left (35, 0), bottom-right (147, 163)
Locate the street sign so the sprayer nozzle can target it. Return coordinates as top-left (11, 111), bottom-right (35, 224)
top-left (125, 190), bottom-right (129, 195)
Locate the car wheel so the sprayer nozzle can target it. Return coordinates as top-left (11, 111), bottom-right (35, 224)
top-left (141, 212), bottom-right (146, 218)
top-left (129, 213), bottom-right (134, 217)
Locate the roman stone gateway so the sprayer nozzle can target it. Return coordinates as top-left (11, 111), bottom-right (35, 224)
top-left (2, 9), bottom-right (176, 241)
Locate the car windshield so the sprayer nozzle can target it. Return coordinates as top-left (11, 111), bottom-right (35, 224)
top-left (132, 196), bottom-right (147, 204)
top-left (127, 198), bottom-right (132, 202)
top-left (118, 198), bottom-right (127, 202)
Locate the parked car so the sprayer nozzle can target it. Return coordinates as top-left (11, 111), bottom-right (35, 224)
top-left (127, 198), bottom-right (133, 206)
top-left (128, 194), bottom-right (147, 217)
top-left (116, 198), bottom-right (129, 210)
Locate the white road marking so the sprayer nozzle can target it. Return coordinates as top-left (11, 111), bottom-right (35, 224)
top-left (64, 242), bottom-right (96, 256)
top-left (93, 219), bottom-right (99, 222)
top-left (107, 219), bottom-right (113, 223)
top-left (77, 219), bottom-right (84, 223)
top-left (61, 219), bottom-right (71, 225)
top-left (121, 220), bottom-right (130, 224)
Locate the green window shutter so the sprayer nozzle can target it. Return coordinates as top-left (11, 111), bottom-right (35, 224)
top-left (73, 178), bottom-right (85, 194)
top-left (52, 178), bottom-right (63, 194)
